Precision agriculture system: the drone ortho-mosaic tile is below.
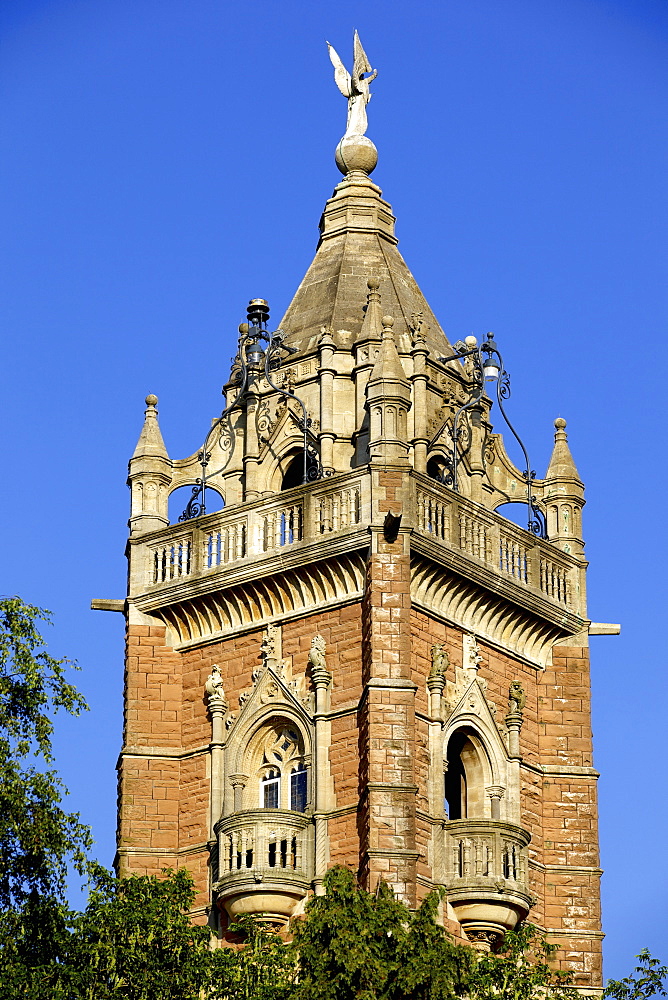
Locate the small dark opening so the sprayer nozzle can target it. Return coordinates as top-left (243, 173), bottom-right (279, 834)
top-left (445, 731), bottom-right (468, 820)
top-left (268, 841), bottom-right (276, 867)
top-left (281, 454), bottom-right (305, 490)
top-left (427, 457), bottom-right (448, 484)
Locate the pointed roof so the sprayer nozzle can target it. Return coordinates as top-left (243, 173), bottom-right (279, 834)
top-left (545, 418), bottom-right (581, 481)
top-left (279, 172), bottom-right (451, 358)
top-left (132, 394), bottom-right (169, 460)
top-left (368, 315), bottom-right (410, 387)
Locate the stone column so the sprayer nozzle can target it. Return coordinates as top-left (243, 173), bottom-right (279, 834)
top-left (410, 331), bottom-right (429, 474)
top-left (505, 681), bottom-right (526, 760)
top-left (243, 391), bottom-right (261, 501)
top-left (486, 785), bottom-right (505, 820)
top-left (205, 666), bottom-right (228, 836)
top-left (229, 774), bottom-right (248, 812)
top-left (318, 329), bottom-right (337, 475)
top-left (311, 651), bottom-right (333, 895)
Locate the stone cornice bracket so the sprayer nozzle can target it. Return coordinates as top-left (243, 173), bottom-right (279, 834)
top-left (505, 680), bottom-right (526, 759)
top-left (427, 643), bottom-right (448, 721)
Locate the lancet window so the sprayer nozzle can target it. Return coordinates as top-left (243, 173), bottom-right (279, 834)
top-left (444, 727), bottom-right (488, 820)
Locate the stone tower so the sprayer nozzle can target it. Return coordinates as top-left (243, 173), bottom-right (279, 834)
top-left (98, 37), bottom-right (612, 990)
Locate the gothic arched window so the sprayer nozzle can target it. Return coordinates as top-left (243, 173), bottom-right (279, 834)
top-left (444, 728), bottom-right (487, 820)
top-left (254, 724), bottom-right (309, 813)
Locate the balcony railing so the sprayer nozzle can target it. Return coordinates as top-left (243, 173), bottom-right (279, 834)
top-left (443, 819), bottom-right (532, 936)
top-left (213, 810), bottom-right (313, 922)
top-left (414, 478), bottom-right (578, 611)
top-left (131, 469), bottom-right (581, 617)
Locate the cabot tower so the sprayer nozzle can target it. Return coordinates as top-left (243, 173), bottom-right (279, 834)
top-left (99, 34), bottom-right (612, 989)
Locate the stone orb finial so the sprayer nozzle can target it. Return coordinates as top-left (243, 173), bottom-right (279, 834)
top-left (335, 135), bottom-right (378, 176)
top-left (367, 277), bottom-right (380, 291)
top-left (554, 417), bottom-right (567, 430)
top-left (464, 336), bottom-right (478, 348)
top-left (145, 394), bottom-right (158, 407)
top-left (382, 315), bottom-right (394, 328)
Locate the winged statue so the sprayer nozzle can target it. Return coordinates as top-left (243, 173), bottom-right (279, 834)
top-left (326, 31), bottom-right (377, 139)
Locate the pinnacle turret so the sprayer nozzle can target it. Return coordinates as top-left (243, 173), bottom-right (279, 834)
top-left (131, 394), bottom-right (169, 460)
top-left (127, 394), bottom-right (172, 536)
top-left (545, 417), bottom-right (581, 482)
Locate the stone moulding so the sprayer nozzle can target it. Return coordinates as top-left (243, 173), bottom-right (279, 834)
top-left (146, 549), bottom-right (366, 645)
top-left (411, 552), bottom-right (575, 670)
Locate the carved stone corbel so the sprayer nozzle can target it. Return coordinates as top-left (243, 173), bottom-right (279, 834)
top-left (427, 643), bottom-right (448, 720)
top-left (505, 681), bottom-right (526, 759)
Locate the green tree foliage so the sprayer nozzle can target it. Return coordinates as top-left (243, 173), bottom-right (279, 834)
top-left (464, 922), bottom-right (579, 1000)
top-left (604, 951), bottom-right (668, 1000)
top-left (290, 866), bottom-right (472, 1000)
top-left (0, 597), bottom-right (91, 910)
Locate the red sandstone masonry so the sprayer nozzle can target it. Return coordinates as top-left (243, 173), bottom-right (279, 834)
top-left (119, 598), bottom-right (600, 984)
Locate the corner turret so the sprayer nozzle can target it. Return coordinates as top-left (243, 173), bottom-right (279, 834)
top-left (127, 395), bottom-right (172, 535)
top-left (543, 418), bottom-right (585, 557)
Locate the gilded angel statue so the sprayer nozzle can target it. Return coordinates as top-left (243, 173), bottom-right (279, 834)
top-left (327, 31), bottom-right (377, 138)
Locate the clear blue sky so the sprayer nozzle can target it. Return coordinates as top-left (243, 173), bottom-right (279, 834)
top-left (1, 0), bottom-right (666, 979)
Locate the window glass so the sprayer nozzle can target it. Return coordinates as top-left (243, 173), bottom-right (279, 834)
top-left (261, 773), bottom-right (280, 808)
top-left (290, 766), bottom-right (307, 812)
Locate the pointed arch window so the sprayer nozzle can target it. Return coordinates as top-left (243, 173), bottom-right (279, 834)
top-left (444, 728), bottom-right (487, 820)
top-left (254, 724), bottom-right (310, 812)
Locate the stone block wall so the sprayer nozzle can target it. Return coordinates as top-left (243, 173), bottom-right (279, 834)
top-left (118, 609), bottom-right (601, 982)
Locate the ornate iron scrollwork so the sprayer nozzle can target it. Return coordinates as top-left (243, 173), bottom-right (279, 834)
top-left (433, 334), bottom-right (548, 539)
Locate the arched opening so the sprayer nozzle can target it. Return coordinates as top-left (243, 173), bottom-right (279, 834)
top-left (281, 453), bottom-right (305, 491)
top-left (246, 720), bottom-right (310, 813)
top-left (427, 455), bottom-right (450, 484)
top-left (280, 446), bottom-right (321, 491)
top-left (444, 728), bottom-right (486, 819)
top-left (168, 484), bottom-right (224, 524)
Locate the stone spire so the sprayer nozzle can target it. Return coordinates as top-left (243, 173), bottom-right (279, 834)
top-left (131, 394), bottom-right (169, 460)
top-left (277, 42), bottom-right (452, 361)
top-left (546, 417), bottom-right (581, 480)
top-left (127, 395), bottom-right (172, 536)
top-left (543, 418), bottom-right (585, 557)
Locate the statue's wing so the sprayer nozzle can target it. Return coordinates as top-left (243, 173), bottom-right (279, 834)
top-left (327, 41), bottom-right (352, 97)
top-left (353, 30), bottom-right (373, 78)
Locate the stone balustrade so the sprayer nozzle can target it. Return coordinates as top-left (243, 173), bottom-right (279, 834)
top-left (415, 478), bottom-right (578, 611)
top-left (213, 809), bottom-right (313, 923)
top-left (132, 470), bottom-right (582, 618)
top-left (443, 819), bottom-right (532, 940)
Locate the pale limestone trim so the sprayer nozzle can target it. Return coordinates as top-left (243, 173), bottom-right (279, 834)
top-left (117, 843), bottom-right (208, 857)
top-left (529, 860), bottom-right (603, 875)
top-left (146, 549), bottom-right (366, 645)
top-left (544, 929), bottom-right (605, 940)
top-left (118, 744), bottom-right (209, 761)
top-left (520, 760), bottom-right (600, 778)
